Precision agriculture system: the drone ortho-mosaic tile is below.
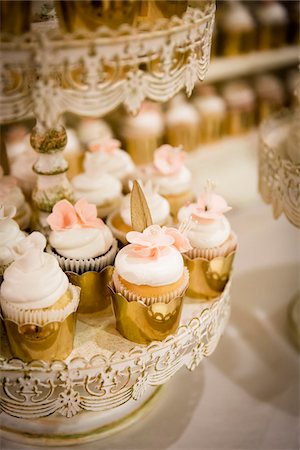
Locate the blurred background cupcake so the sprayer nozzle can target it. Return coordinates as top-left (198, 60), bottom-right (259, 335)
top-left (165, 94), bottom-right (200, 152)
top-left (254, 0), bottom-right (288, 50)
top-left (120, 102), bottom-right (164, 165)
top-left (254, 73), bottom-right (285, 122)
top-left (77, 117), bottom-right (112, 150)
top-left (222, 80), bottom-right (256, 135)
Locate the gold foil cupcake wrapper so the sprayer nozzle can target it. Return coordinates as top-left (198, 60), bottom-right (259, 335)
top-left (0, 284), bottom-right (80, 326)
top-left (67, 265), bottom-right (114, 314)
top-left (46, 239), bottom-right (118, 274)
top-left (109, 284), bottom-right (185, 345)
top-left (112, 268), bottom-right (189, 306)
top-left (183, 251), bottom-right (236, 300)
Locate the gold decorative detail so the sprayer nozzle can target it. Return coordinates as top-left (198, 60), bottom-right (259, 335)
top-left (109, 285), bottom-right (184, 344)
top-left (183, 251), bottom-right (236, 299)
top-left (67, 266), bottom-right (114, 314)
top-left (3, 313), bottom-right (76, 362)
top-left (130, 180), bottom-right (153, 232)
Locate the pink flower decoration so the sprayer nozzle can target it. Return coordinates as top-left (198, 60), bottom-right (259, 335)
top-left (192, 191), bottom-right (232, 222)
top-left (47, 200), bottom-right (78, 231)
top-left (154, 145), bottom-right (186, 175)
top-left (89, 138), bottom-right (121, 155)
top-left (163, 227), bottom-right (192, 253)
top-left (126, 224), bottom-right (190, 259)
top-left (74, 198), bottom-right (104, 229)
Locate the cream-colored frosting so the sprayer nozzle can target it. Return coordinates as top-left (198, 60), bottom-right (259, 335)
top-left (115, 245), bottom-right (184, 286)
top-left (5, 131), bottom-right (31, 162)
top-left (77, 118), bottom-right (112, 146)
top-left (0, 206), bottom-right (25, 267)
top-left (0, 174), bottom-right (31, 229)
top-left (222, 82), bottom-right (255, 108)
top-left (222, 1), bottom-right (254, 30)
top-left (0, 232), bottom-right (69, 309)
top-left (120, 188), bottom-right (170, 227)
top-left (178, 204), bottom-right (231, 248)
top-left (254, 74), bottom-right (284, 103)
top-left (194, 96), bottom-right (226, 115)
top-left (166, 102), bottom-right (199, 125)
top-left (256, 2), bottom-right (288, 25)
top-left (10, 150), bottom-right (37, 197)
top-left (72, 171), bottom-right (122, 206)
top-left (49, 225), bottom-right (114, 259)
top-left (151, 166), bottom-right (192, 196)
top-left (122, 111), bottom-right (164, 137)
top-left (64, 128), bottom-right (81, 155)
top-left (85, 147), bottom-right (135, 181)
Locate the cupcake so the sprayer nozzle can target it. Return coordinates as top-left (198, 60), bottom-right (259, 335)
top-left (141, 145), bottom-right (194, 218)
top-left (0, 167), bottom-right (31, 230)
top-left (63, 128), bottom-right (84, 180)
top-left (165, 95), bottom-right (200, 152)
top-left (254, 74), bottom-right (285, 123)
top-left (0, 232), bottom-right (80, 361)
top-left (193, 85), bottom-right (226, 143)
top-left (107, 180), bottom-right (172, 245)
top-left (120, 102), bottom-right (164, 165)
top-left (5, 125), bottom-right (30, 165)
top-left (218, 1), bottom-right (255, 56)
top-left (222, 81), bottom-right (256, 135)
top-left (87, 137), bottom-right (135, 192)
top-left (0, 204), bottom-right (26, 276)
top-left (178, 181), bottom-right (237, 299)
top-left (72, 152), bottom-right (122, 219)
top-left (254, 1), bottom-right (288, 50)
top-left (10, 149), bottom-right (37, 200)
top-left (47, 198), bottom-right (118, 313)
top-left (77, 117), bottom-right (112, 149)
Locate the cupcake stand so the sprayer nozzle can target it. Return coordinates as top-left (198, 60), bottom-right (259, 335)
top-left (0, 2), bottom-right (234, 445)
top-left (258, 109), bottom-right (300, 348)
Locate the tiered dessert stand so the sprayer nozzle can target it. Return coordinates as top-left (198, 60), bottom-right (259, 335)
top-left (259, 109), bottom-right (300, 348)
top-left (0, 2), bottom-right (234, 444)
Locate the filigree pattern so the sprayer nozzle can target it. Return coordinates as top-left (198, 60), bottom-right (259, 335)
top-left (0, 282), bottom-right (230, 419)
top-left (259, 110), bottom-right (300, 228)
top-left (0, 4), bottom-right (215, 124)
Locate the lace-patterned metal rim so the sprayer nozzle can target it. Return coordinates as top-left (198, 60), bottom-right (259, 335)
top-left (0, 3), bottom-right (215, 126)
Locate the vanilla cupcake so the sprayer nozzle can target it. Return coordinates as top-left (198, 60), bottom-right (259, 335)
top-left (0, 205), bottom-right (26, 276)
top-left (193, 85), bottom-right (226, 142)
top-left (107, 180), bottom-right (172, 245)
top-left (165, 95), bottom-right (200, 152)
top-left (47, 199), bottom-right (118, 313)
top-left (111, 224), bottom-right (190, 343)
top-left (222, 81), bottom-right (256, 135)
top-left (141, 145), bottom-right (194, 218)
top-left (255, 1), bottom-right (288, 50)
top-left (77, 117), bottom-right (112, 149)
top-left (218, 1), bottom-right (255, 56)
top-left (120, 102), bottom-right (164, 165)
top-left (0, 232), bottom-right (80, 361)
top-left (87, 137), bottom-right (135, 192)
top-left (0, 167), bottom-right (31, 229)
top-left (177, 181), bottom-right (237, 299)
top-left (72, 153), bottom-right (122, 219)
top-left (254, 74), bottom-right (285, 122)
top-left (63, 128), bottom-right (84, 180)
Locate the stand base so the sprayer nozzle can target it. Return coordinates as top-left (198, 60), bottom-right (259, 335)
top-left (0, 386), bottom-right (162, 447)
top-left (288, 293), bottom-right (300, 350)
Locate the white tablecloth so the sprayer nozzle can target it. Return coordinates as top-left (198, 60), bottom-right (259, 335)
top-left (2, 202), bottom-right (299, 450)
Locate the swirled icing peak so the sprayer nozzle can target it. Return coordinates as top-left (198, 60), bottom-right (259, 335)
top-left (154, 145), bottom-right (186, 176)
top-left (192, 180), bottom-right (232, 222)
top-left (126, 224), bottom-right (191, 260)
top-left (47, 199), bottom-right (104, 231)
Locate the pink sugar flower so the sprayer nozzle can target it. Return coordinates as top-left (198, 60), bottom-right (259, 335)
top-left (154, 145), bottom-right (186, 176)
top-left (47, 200), bottom-right (78, 231)
top-left (192, 181), bottom-right (232, 222)
top-left (163, 227), bottom-right (192, 253)
top-left (74, 198), bottom-right (104, 229)
top-left (89, 137), bottom-right (121, 155)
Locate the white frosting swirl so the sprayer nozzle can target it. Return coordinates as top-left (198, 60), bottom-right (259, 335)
top-left (151, 166), bottom-right (192, 196)
top-left (120, 190), bottom-right (170, 227)
top-left (115, 245), bottom-right (183, 286)
top-left (84, 149), bottom-right (135, 181)
top-left (0, 177), bottom-right (30, 229)
top-left (77, 119), bottom-right (112, 146)
top-left (122, 111), bottom-right (164, 137)
top-left (0, 216), bottom-right (25, 267)
top-left (49, 225), bottom-right (114, 259)
top-left (256, 2), bottom-right (288, 25)
top-left (166, 103), bottom-right (199, 125)
top-left (194, 96), bottom-right (226, 115)
top-left (178, 204), bottom-right (231, 248)
top-left (1, 233), bottom-right (69, 309)
top-left (72, 173), bottom-right (122, 205)
top-left (222, 2), bottom-right (254, 30)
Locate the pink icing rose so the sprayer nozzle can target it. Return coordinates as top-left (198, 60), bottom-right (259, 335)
top-left (89, 137), bottom-right (121, 155)
top-left (154, 145), bottom-right (186, 176)
top-left (192, 182), bottom-right (232, 222)
top-left (126, 224), bottom-right (191, 259)
top-left (47, 199), bottom-right (104, 231)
